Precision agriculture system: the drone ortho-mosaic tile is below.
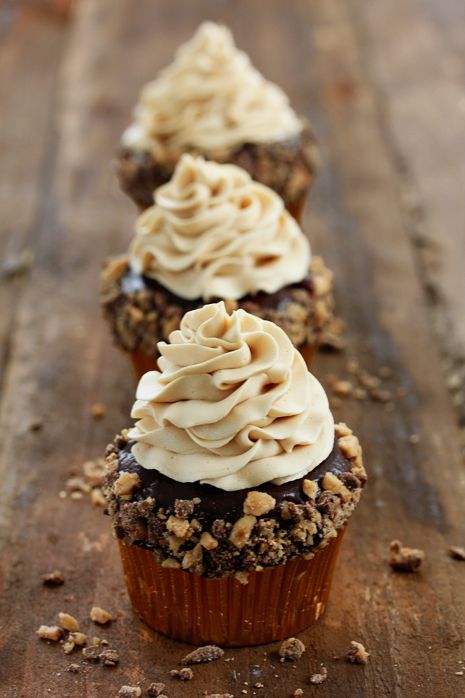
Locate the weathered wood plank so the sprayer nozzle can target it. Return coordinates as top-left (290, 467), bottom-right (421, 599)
top-left (1, 1), bottom-right (465, 696)
top-left (0, 3), bottom-right (70, 383)
top-left (356, 0), bottom-right (465, 441)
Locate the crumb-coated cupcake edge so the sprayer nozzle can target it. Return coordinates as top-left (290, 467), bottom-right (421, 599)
top-left (102, 422), bottom-right (366, 581)
top-left (100, 255), bottom-right (335, 356)
top-left (115, 125), bottom-right (319, 211)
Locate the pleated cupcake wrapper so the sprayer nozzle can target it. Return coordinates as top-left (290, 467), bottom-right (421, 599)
top-left (118, 527), bottom-right (345, 646)
top-left (129, 342), bottom-right (317, 382)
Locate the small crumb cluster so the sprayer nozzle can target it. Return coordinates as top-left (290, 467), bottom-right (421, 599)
top-left (389, 540), bottom-right (424, 572)
top-left (169, 667), bottom-right (194, 681)
top-left (36, 605), bottom-right (115, 669)
top-left (327, 360), bottom-right (394, 407)
top-left (60, 458), bottom-right (108, 507)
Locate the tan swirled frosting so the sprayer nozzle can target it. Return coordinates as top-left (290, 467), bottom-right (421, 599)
top-left (129, 154), bottom-right (310, 300)
top-left (122, 21), bottom-right (302, 158)
top-left (129, 302), bottom-right (334, 491)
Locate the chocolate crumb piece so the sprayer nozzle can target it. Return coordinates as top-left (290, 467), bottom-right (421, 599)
top-left (183, 644), bottom-right (224, 665)
top-left (389, 540), bottom-right (424, 572)
top-left (118, 687), bottom-right (141, 697)
top-left (82, 645), bottom-right (101, 662)
top-left (42, 570), bottom-right (64, 586)
top-left (90, 402), bottom-right (106, 418)
top-left (279, 637), bottom-right (306, 662)
top-left (174, 498), bottom-right (195, 518)
top-left (170, 667), bottom-right (194, 681)
top-left (100, 647), bottom-right (120, 667)
top-left (293, 690), bottom-right (304, 697)
top-left (449, 546), bottom-right (465, 561)
top-left (58, 612), bottom-right (80, 632)
top-left (29, 420), bottom-right (43, 432)
top-left (309, 666), bottom-right (328, 684)
top-left (346, 641), bottom-right (370, 665)
top-left (90, 606), bottom-right (113, 624)
top-left (66, 663), bottom-right (80, 673)
top-left (36, 625), bottom-right (63, 642)
top-left (146, 683), bottom-right (166, 697)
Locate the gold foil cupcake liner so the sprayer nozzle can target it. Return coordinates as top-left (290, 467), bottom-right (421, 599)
top-left (118, 527), bottom-right (345, 646)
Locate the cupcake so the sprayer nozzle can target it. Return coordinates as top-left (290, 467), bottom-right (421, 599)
top-left (117, 22), bottom-right (318, 221)
top-left (103, 302), bottom-right (367, 646)
top-left (102, 154), bottom-right (334, 379)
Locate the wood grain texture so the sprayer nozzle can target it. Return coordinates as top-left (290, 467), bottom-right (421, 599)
top-left (0, 1), bottom-right (464, 696)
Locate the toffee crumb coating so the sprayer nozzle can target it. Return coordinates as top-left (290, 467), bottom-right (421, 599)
top-left (102, 423), bottom-right (366, 579)
top-left (116, 127), bottom-right (319, 212)
top-left (100, 255), bottom-right (335, 358)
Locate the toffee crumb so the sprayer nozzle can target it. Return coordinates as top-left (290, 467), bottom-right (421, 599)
top-left (146, 683), bottom-right (166, 697)
top-left (449, 546), bottom-right (465, 560)
top-left (279, 637), bottom-right (306, 662)
top-left (310, 666), bottom-right (328, 684)
top-left (36, 625), bottom-right (63, 642)
top-left (58, 612), bottom-right (80, 632)
top-left (90, 606), bottom-right (113, 624)
top-left (243, 491), bottom-right (276, 516)
top-left (293, 690), bottom-right (304, 697)
top-left (114, 471), bottom-right (141, 498)
top-left (389, 540), bottom-right (424, 572)
top-left (42, 570), bottom-right (64, 586)
top-left (90, 402), bottom-right (106, 418)
top-left (346, 641), bottom-right (370, 664)
top-left (183, 645), bottom-right (224, 665)
top-left (69, 632), bottom-right (87, 646)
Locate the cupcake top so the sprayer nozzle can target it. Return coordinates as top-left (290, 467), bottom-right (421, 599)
top-left (122, 22), bottom-right (302, 158)
top-left (129, 154), bottom-right (311, 300)
top-left (129, 301), bottom-right (334, 491)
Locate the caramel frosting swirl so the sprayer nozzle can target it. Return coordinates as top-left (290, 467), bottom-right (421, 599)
top-left (122, 22), bottom-right (302, 158)
top-left (129, 154), bottom-right (310, 300)
top-left (129, 302), bottom-right (334, 491)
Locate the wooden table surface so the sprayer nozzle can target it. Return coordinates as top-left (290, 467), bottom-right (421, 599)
top-left (1, 1), bottom-right (465, 696)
